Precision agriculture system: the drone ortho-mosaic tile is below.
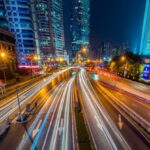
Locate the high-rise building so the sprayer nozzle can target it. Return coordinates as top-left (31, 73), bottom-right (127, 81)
top-left (30, 0), bottom-right (55, 60)
top-left (70, 0), bottom-right (90, 59)
top-left (0, 0), bottom-right (8, 30)
top-left (30, 0), bottom-right (65, 61)
top-left (3, 0), bottom-right (66, 65)
top-left (51, 0), bottom-right (65, 57)
top-left (140, 0), bottom-right (150, 57)
top-left (4, 0), bottom-right (35, 65)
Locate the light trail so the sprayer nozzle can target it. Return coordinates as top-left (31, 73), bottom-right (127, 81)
top-left (62, 77), bottom-right (75, 150)
top-left (78, 68), bottom-right (131, 150)
top-left (49, 77), bottom-right (75, 150)
top-left (0, 68), bottom-right (71, 123)
top-left (17, 82), bottom-right (65, 150)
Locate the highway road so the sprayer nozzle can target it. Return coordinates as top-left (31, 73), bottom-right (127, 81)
top-left (17, 77), bottom-right (75, 150)
top-left (0, 68), bottom-right (71, 124)
top-left (92, 80), bottom-right (150, 150)
top-left (96, 68), bottom-right (150, 101)
top-left (95, 82), bottom-right (150, 123)
top-left (0, 67), bottom-right (149, 150)
top-left (0, 81), bottom-right (65, 150)
top-left (78, 68), bottom-right (131, 150)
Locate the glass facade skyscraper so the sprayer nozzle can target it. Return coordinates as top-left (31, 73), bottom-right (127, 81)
top-left (0, 0), bottom-right (8, 30)
top-left (30, 0), bottom-right (65, 60)
top-left (2, 0), bottom-right (65, 65)
top-left (30, 0), bottom-right (55, 59)
top-left (4, 0), bottom-right (35, 65)
top-left (51, 0), bottom-right (65, 57)
top-left (70, 0), bottom-right (90, 59)
top-left (140, 0), bottom-right (150, 57)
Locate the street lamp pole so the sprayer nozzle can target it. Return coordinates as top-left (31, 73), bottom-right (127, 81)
top-left (16, 86), bottom-right (24, 121)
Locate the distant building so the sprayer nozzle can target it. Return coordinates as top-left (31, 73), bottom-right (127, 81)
top-left (100, 42), bottom-right (110, 59)
top-left (0, 29), bottom-right (17, 79)
top-left (140, 0), bottom-right (150, 57)
top-left (70, 0), bottom-right (90, 59)
top-left (99, 42), bottom-right (129, 61)
top-left (4, 0), bottom-right (35, 65)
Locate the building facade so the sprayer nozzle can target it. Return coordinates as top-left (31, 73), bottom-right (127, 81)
top-left (30, 0), bottom-right (55, 60)
top-left (4, 0), bottom-right (35, 65)
top-left (70, 0), bottom-right (90, 59)
top-left (140, 0), bottom-right (150, 57)
top-left (30, 0), bottom-right (65, 62)
top-left (51, 0), bottom-right (65, 58)
top-left (0, 0), bottom-right (9, 30)
top-left (3, 0), bottom-right (66, 65)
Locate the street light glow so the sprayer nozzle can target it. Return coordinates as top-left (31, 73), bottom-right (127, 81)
top-left (82, 47), bottom-right (87, 53)
top-left (34, 56), bottom-right (38, 60)
top-left (121, 56), bottom-right (126, 62)
top-left (0, 52), bottom-right (6, 58)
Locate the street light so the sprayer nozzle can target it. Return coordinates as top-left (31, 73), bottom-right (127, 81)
top-left (121, 56), bottom-right (128, 77)
top-left (60, 57), bottom-right (63, 62)
top-left (87, 59), bottom-right (90, 63)
top-left (0, 52), bottom-right (6, 58)
top-left (33, 56), bottom-right (38, 61)
top-left (82, 47), bottom-right (87, 53)
top-left (121, 56), bottom-right (126, 62)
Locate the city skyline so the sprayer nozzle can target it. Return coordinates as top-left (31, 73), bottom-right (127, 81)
top-left (0, 1), bottom-right (150, 150)
top-left (1, 0), bottom-right (65, 65)
top-left (64, 0), bottom-right (145, 53)
top-left (70, 0), bottom-right (90, 59)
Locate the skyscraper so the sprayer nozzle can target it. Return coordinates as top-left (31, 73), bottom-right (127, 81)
top-left (30, 0), bottom-right (54, 60)
top-left (0, 0), bottom-right (8, 30)
top-left (70, 0), bottom-right (90, 59)
top-left (3, 0), bottom-right (66, 65)
top-left (140, 0), bottom-right (150, 57)
top-left (31, 0), bottom-right (65, 60)
top-left (51, 0), bottom-right (65, 57)
top-left (4, 0), bottom-right (35, 65)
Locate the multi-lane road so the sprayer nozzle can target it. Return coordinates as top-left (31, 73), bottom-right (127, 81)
top-left (0, 67), bottom-right (150, 150)
top-left (78, 69), bottom-right (131, 150)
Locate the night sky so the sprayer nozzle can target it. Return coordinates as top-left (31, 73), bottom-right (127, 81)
top-left (63, 0), bottom-right (145, 51)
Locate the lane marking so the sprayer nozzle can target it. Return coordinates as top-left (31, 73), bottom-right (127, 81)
top-left (32, 120), bottom-right (42, 138)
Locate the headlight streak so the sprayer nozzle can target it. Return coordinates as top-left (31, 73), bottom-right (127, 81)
top-left (62, 77), bottom-right (75, 150)
top-left (0, 68), bottom-right (71, 123)
top-left (79, 71), bottom-right (115, 150)
top-left (49, 78), bottom-right (74, 150)
top-left (17, 82), bottom-right (65, 150)
top-left (78, 68), bottom-right (131, 150)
